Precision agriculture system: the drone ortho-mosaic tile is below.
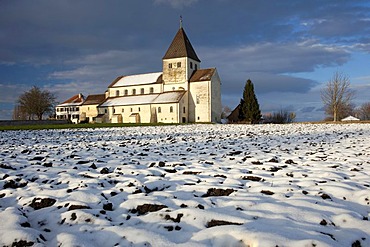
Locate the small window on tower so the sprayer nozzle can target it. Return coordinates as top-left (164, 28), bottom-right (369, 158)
top-left (196, 95), bottom-right (200, 104)
top-left (168, 63), bottom-right (172, 68)
top-left (177, 62), bottom-right (181, 68)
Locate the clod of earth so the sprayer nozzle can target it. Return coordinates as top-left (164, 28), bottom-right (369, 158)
top-left (206, 219), bottom-right (243, 228)
top-left (202, 188), bottom-right (235, 197)
top-left (68, 205), bottom-right (91, 211)
top-left (241, 176), bottom-right (264, 182)
top-left (130, 204), bottom-right (168, 215)
top-left (30, 198), bottom-right (56, 210)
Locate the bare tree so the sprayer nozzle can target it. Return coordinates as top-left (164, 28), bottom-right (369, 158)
top-left (221, 105), bottom-right (232, 119)
top-left (17, 86), bottom-right (56, 120)
top-left (358, 102), bottom-right (370, 120)
top-left (321, 72), bottom-right (355, 121)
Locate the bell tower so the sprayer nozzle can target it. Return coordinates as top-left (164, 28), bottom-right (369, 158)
top-left (162, 21), bottom-right (200, 89)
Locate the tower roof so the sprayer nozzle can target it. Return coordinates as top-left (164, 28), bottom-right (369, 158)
top-left (163, 27), bottom-right (200, 62)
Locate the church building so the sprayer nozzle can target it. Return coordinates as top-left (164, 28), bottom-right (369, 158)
top-left (79, 24), bottom-right (222, 124)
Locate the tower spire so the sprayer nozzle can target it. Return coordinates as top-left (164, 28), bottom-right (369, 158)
top-left (180, 15), bottom-right (183, 28)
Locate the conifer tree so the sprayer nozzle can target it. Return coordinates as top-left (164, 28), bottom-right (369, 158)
top-left (239, 79), bottom-right (261, 124)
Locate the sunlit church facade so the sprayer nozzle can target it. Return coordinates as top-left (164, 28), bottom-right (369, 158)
top-left (56, 25), bottom-right (222, 124)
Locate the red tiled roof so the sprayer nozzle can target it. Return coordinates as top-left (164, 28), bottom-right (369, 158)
top-left (61, 94), bottom-right (84, 104)
top-left (163, 28), bottom-right (200, 62)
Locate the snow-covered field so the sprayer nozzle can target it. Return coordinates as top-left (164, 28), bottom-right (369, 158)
top-left (0, 124), bottom-right (369, 247)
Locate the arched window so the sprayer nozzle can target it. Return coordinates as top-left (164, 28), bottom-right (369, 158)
top-left (132, 89), bottom-right (136, 95)
top-left (124, 89), bottom-right (128, 96)
top-left (140, 88), bottom-right (144, 94)
top-left (170, 106), bottom-right (173, 113)
top-left (158, 107), bottom-right (161, 113)
top-left (150, 87), bottom-right (154, 94)
top-left (115, 90), bottom-right (119, 96)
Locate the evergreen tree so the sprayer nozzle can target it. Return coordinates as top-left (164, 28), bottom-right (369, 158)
top-left (239, 79), bottom-right (261, 124)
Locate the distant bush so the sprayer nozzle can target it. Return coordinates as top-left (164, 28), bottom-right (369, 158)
top-left (263, 110), bottom-right (296, 124)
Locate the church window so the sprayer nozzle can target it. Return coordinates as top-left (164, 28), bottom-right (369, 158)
top-left (116, 90), bottom-right (119, 96)
top-left (168, 63), bottom-right (172, 68)
top-left (132, 89), bottom-right (136, 95)
top-left (138, 107), bottom-right (141, 112)
top-left (190, 62), bottom-right (193, 69)
top-left (158, 107), bottom-right (161, 113)
top-left (150, 87), bottom-right (154, 93)
top-left (183, 107), bottom-right (186, 113)
top-left (177, 62), bottom-right (181, 68)
top-left (140, 88), bottom-right (144, 94)
top-left (170, 106), bottom-right (173, 113)
top-left (124, 89), bottom-right (128, 96)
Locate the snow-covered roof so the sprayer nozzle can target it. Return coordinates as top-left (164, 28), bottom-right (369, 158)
top-left (110, 72), bottom-right (162, 88)
top-left (341, 115), bottom-right (360, 121)
top-left (100, 91), bottom-right (185, 107)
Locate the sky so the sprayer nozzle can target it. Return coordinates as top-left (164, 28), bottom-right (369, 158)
top-left (0, 0), bottom-right (370, 121)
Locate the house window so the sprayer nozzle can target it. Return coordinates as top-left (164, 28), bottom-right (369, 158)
top-left (116, 90), bottom-right (119, 96)
top-left (177, 62), bottom-right (181, 68)
top-left (183, 107), bottom-right (186, 113)
top-left (158, 107), bottom-right (161, 113)
top-left (132, 89), bottom-right (136, 95)
top-left (195, 64), bottom-right (198, 70)
top-left (168, 63), bottom-right (172, 68)
top-left (76, 107), bottom-right (79, 111)
top-left (150, 87), bottom-right (154, 93)
top-left (170, 106), bottom-right (173, 113)
top-left (140, 88), bottom-right (144, 94)
top-left (130, 108), bottom-right (133, 112)
top-left (105, 109), bottom-right (107, 113)
top-left (197, 116), bottom-right (200, 120)
top-left (113, 108), bottom-right (115, 114)
top-left (190, 62), bottom-right (193, 69)
top-left (138, 107), bottom-right (141, 112)
top-left (124, 89), bottom-right (128, 96)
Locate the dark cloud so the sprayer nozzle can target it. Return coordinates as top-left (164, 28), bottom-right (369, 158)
top-left (1, 0), bottom-right (370, 120)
